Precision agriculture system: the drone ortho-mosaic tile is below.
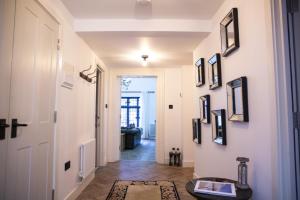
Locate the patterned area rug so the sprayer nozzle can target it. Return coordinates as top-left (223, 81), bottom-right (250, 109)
top-left (106, 180), bottom-right (180, 200)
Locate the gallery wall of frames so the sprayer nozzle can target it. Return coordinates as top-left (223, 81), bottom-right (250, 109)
top-left (193, 8), bottom-right (249, 146)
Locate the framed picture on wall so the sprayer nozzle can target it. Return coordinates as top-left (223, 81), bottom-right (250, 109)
top-left (220, 8), bottom-right (240, 57)
top-left (208, 53), bottom-right (222, 90)
top-left (227, 77), bottom-right (249, 122)
top-left (192, 118), bottom-right (201, 144)
top-left (200, 95), bottom-right (211, 124)
top-left (195, 58), bottom-right (205, 87)
top-left (211, 109), bottom-right (226, 145)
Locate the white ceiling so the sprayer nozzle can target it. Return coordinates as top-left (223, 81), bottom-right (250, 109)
top-left (61, 0), bottom-right (224, 68)
top-left (61, 0), bottom-right (224, 19)
top-left (78, 32), bottom-right (208, 68)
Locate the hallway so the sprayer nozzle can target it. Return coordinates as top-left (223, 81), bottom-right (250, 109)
top-left (76, 161), bottom-right (194, 200)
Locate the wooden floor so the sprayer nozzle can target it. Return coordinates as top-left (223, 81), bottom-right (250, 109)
top-left (77, 160), bottom-right (196, 200)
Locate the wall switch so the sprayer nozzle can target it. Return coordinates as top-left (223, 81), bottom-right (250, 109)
top-left (65, 161), bottom-right (71, 171)
top-left (169, 105), bottom-right (173, 109)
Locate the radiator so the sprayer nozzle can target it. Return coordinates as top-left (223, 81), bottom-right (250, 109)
top-left (79, 139), bottom-right (96, 179)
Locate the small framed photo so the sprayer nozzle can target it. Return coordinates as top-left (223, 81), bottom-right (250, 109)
top-left (220, 8), bottom-right (240, 57)
top-left (211, 109), bottom-right (226, 145)
top-left (195, 58), bottom-right (205, 87)
top-left (208, 54), bottom-right (222, 90)
top-left (192, 118), bottom-right (201, 144)
top-left (194, 180), bottom-right (236, 197)
top-left (227, 77), bottom-right (249, 122)
top-left (199, 95), bottom-right (211, 124)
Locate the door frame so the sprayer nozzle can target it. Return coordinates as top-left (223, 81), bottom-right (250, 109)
top-left (271, 0), bottom-right (298, 199)
top-left (95, 65), bottom-right (106, 167)
top-left (107, 69), bottom-right (165, 164)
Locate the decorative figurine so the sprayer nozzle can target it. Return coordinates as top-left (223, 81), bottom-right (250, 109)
top-left (236, 157), bottom-right (250, 189)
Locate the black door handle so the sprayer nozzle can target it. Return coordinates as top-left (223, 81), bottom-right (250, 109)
top-left (0, 119), bottom-right (10, 140)
top-left (11, 119), bottom-right (28, 138)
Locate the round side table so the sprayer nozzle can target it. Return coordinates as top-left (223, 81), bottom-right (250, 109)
top-left (185, 177), bottom-right (252, 200)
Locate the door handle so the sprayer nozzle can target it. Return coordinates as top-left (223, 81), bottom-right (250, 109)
top-left (0, 119), bottom-right (10, 140)
top-left (11, 119), bottom-right (28, 138)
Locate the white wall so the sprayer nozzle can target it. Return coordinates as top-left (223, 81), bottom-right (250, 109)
top-left (164, 68), bottom-right (182, 162)
top-left (181, 65), bottom-right (196, 167)
top-left (193, 0), bottom-right (276, 199)
top-left (108, 67), bottom-right (194, 167)
top-left (35, 1), bottom-right (110, 199)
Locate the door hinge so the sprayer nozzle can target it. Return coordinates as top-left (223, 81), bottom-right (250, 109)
top-left (287, 0), bottom-right (299, 13)
top-left (57, 39), bottom-right (61, 50)
top-left (54, 111), bottom-right (57, 123)
top-left (293, 112), bottom-right (300, 129)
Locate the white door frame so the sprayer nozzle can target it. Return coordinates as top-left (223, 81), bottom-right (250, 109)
top-left (95, 65), bottom-right (106, 167)
top-left (271, 0), bottom-right (297, 199)
top-left (107, 69), bottom-right (165, 164)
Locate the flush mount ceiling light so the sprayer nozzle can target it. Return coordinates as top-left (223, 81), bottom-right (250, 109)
top-left (136, 0), bottom-right (152, 5)
top-left (141, 54), bottom-right (149, 67)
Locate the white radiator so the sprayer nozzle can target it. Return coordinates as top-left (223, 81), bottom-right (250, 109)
top-left (79, 139), bottom-right (96, 179)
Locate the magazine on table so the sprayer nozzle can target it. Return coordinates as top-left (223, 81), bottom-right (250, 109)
top-left (194, 180), bottom-right (236, 197)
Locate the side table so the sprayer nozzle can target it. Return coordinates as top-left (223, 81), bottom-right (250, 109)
top-left (185, 177), bottom-right (252, 200)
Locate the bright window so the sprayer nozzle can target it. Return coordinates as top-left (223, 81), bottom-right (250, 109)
top-left (121, 97), bottom-right (140, 127)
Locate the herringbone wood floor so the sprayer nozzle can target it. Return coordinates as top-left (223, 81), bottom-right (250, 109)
top-left (76, 160), bottom-right (196, 200)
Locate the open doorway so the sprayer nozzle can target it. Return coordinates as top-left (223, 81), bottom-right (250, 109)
top-left (120, 77), bottom-right (157, 161)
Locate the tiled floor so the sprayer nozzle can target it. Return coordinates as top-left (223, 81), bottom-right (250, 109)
top-left (76, 160), bottom-right (195, 200)
top-left (121, 139), bottom-right (156, 161)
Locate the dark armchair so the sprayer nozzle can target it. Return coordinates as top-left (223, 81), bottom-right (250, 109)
top-left (121, 127), bottom-right (142, 149)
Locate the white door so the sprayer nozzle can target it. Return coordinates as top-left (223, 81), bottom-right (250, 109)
top-left (5, 0), bottom-right (59, 199)
top-left (0, 0), bottom-right (14, 199)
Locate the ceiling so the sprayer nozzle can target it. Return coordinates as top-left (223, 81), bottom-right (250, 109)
top-left (61, 0), bottom-right (224, 68)
top-left (61, 0), bottom-right (224, 19)
top-left (78, 32), bottom-right (208, 68)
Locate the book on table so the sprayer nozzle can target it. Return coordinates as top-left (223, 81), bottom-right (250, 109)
top-left (194, 180), bottom-right (236, 197)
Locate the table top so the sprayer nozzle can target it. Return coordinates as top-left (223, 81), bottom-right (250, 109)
top-left (185, 177), bottom-right (252, 200)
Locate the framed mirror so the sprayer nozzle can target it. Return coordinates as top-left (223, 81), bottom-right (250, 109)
top-left (211, 109), bottom-right (226, 145)
top-left (192, 118), bottom-right (201, 144)
top-left (208, 53), bottom-right (222, 90)
top-left (199, 95), bottom-right (210, 124)
top-left (220, 8), bottom-right (239, 57)
top-left (227, 77), bottom-right (249, 122)
top-left (195, 58), bottom-right (205, 87)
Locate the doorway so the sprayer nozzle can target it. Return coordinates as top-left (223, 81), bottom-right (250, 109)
top-left (120, 77), bottom-right (157, 161)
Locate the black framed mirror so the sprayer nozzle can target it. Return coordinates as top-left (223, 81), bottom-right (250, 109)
top-left (192, 118), bottom-right (201, 144)
top-left (199, 95), bottom-right (210, 124)
top-left (211, 109), bottom-right (226, 145)
top-left (208, 53), bottom-right (222, 90)
top-left (227, 77), bottom-right (249, 122)
top-left (220, 8), bottom-right (239, 57)
top-left (195, 58), bottom-right (205, 87)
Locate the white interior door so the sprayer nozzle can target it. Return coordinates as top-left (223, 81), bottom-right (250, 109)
top-left (5, 0), bottom-right (59, 199)
top-left (0, 1), bottom-right (14, 199)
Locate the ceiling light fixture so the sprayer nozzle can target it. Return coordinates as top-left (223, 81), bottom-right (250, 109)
top-left (141, 55), bottom-right (149, 67)
top-left (136, 0), bottom-right (152, 5)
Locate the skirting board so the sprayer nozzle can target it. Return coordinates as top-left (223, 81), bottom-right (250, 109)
top-left (64, 171), bottom-right (95, 200)
top-left (164, 159), bottom-right (194, 168)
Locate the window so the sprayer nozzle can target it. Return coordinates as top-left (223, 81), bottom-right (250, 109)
top-left (121, 97), bottom-right (140, 127)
